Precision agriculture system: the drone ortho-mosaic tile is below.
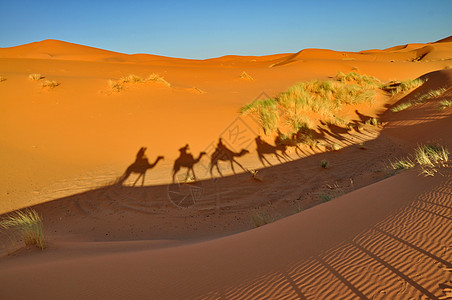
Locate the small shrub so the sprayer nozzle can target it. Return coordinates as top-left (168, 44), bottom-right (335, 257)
top-left (41, 80), bottom-right (60, 88)
top-left (439, 99), bottom-right (452, 110)
top-left (29, 74), bottom-right (44, 81)
top-left (0, 76), bottom-right (6, 82)
top-left (0, 209), bottom-right (45, 250)
top-left (320, 160), bottom-right (330, 168)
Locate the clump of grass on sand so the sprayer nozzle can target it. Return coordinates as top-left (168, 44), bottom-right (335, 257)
top-left (391, 102), bottom-right (413, 112)
top-left (415, 144), bottom-right (449, 176)
top-left (147, 73), bottom-right (171, 87)
top-left (439, 99), bottom-right (452, 110)
top-left (241, 97), bottom-right (279, 135)
top-left (120, 74), bottom-right (144, 84)
top-left (390, 78), bottom-right (424, 95)
top-left (0, 76), bottom-right (6, 82)
top-left (320, 160), bottom-right (329, 168)
top-left (241, 72), bottom-right (381, 135)
top-left (391, 88), bottom-right (447, 112)
top-left (389, 158), bottom-right (415, 170)
top-left (251, 211), bottom-right (276, 228)
top-left (240, 71), bottom-right (254, 80)
top-left (109, 73), bottom-right (171, 93)
top-left (41, 80), bottom-right (60, 89)
top-left (109, 80), bottom-right (123, 92)
top-left (29, 73), bottom-right (44, 81)
top-left (0, 209), bottom-right (45, 250)
top-left (388, 144), bottom-right (449, 176)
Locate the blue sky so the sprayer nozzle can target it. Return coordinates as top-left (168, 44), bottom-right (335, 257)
top-left (1, 0), bottom-right (451, 59)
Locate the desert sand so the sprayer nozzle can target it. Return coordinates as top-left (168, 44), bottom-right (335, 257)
top-left (0, 37), bottom-right (451, 299)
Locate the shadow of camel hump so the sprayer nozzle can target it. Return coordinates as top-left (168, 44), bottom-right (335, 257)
top-left (172, 144), bottom-right (207, 183)
top-left (209, 138), bottom-right (249, 177)
top-left (116, 147), bottom-right (164, 186)
top-left (255, 135), bottom-right (290, 167)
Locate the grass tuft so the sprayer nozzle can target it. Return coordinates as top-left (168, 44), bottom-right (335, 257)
top-left (0, 209), bottom-right (45, 250)
top-left (415, 144), bottom-right (449, 176)
top-left (390, 79), bottom-right (424, 95)
top-left (147, 73), bottom-right (171, 87)
top-left (320, 160), bottom-right (330, 168)
top-left (241, 97), bottom-right (279, 135)
top-left (390, 158), bottom-right (415, 170)
top-left (391, 102), bottom-right (413, 112)
top-left (29, 74), bottom-right (44, 81)
top-left (0, 76), bottom-right (6, 82)
top-left (439, 99), bottom-right (452, 110)
top-left (41, 80), bottom-right (60, 88)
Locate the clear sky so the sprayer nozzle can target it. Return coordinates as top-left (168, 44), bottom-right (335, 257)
top-left (1, 0), bottom-right (451, 59)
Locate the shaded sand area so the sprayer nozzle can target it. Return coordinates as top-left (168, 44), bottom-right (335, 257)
top-left (0, 38), bottom-right (451, 299)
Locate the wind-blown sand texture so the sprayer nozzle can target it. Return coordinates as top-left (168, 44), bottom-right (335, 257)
top-left (0, 37), bottom-right (451, 299)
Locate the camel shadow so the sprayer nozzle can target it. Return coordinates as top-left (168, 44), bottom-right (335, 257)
top-left (116, 147), bottom-right (164, 186)
top-left (172, 144), bottom-right (207, 183)
top-left (255, 136), bottom-right (290, 167)
top-left (209, 138), bottom-right (249, 177)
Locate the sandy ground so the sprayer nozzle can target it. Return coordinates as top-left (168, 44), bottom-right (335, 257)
top-left (0, 37), bottom-right (451, 299)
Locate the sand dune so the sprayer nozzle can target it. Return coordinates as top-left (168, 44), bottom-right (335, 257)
top-left (0, 37), bottom-right (451, 299)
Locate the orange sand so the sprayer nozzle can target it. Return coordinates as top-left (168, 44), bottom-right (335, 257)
top-left (0, 37), bottom-right (451, 299)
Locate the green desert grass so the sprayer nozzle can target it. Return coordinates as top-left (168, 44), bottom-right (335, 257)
top-left (391, 102), bottom-right (413, 112)
top-left (0, 209), bottom-right (45, 250)
top-left (241, 72), bottom-right (381, 135)
top-left (240, 97), bottom-right (279, 134)
top-left (388, 144), bottom-right (448, 176)
top-left (391, 78), bottom-right (424, 95)
top-left (439, 99), bottom-right (452, 110)
top-left (29, 73), bottom-right (44, 81)
top-left (391, 88), bottom-right (447, 112)
top-left (389, 158), bottom-right (415, 170)
top-left (415, 144), bottom-right (448, 176)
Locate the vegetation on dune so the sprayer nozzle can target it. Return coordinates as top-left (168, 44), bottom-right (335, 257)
top-left (251, 211), bottom-right (276, 228)
top-left (389, 144), bottom-right (449, 176)
top-left (388, 78), bottom-right (424, 95)
top-left (28, 73), bottom-right (44, 81)
top-left (439, 99), bottom-right (452, 110)
top-left (0, 76), bottom-right (6, 82)
top-left (41, 80), bottom-right (60, 89)
top-left (415, 144), bottom-right (449, 176)
top-left (109, 73), bottom-right (171, 92)
top-left (240, 97), bottom-right (279, 134)
top-left (241, 71), bottom-right (381, 136)
top-left (0, 209), bottom-right (45, 250)
top-left (391, 88), bottom-right (446, 113)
